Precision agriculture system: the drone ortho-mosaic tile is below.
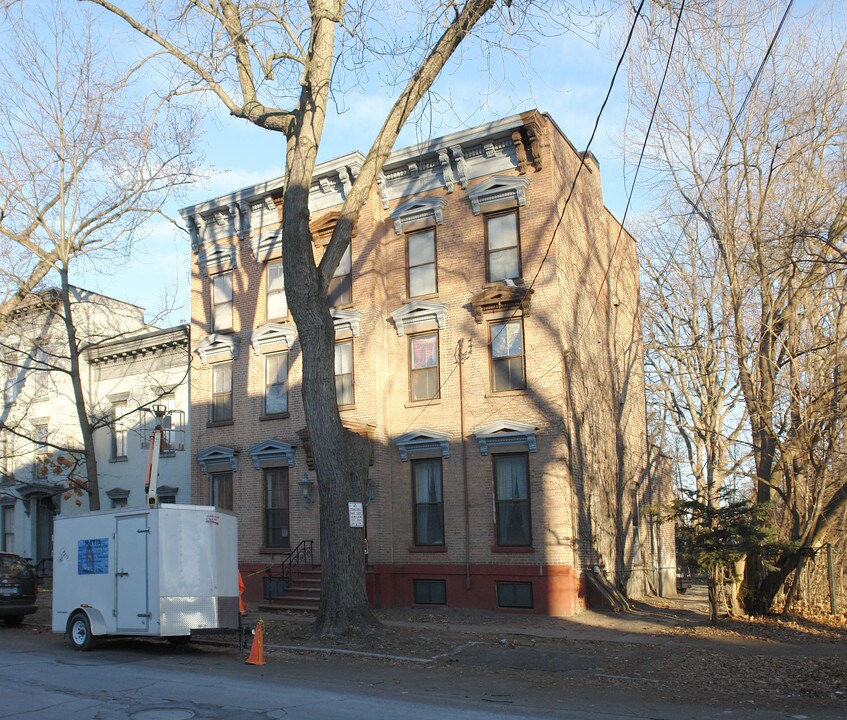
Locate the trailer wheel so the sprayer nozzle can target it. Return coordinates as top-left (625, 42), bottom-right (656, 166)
top-left (68, 612), bottom-right (95, 651)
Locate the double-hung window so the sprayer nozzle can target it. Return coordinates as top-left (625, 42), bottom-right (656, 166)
top-left (409, 333), bottom-right (439, 401)
top-left (328, 244), bottom-right (352, 307)
top-left (264, 351), bottom-right (289, 415)
top-left (264, 467), bottom-right (289, 548)
top-left (407, 229), bottom-right (437, 297)
top-left (412, 458), bottom-right (444, 546)
top-left (4, 355), bottom-right (19, 404)
top-left (112, 401), bottom-right (127, 460)
top-left (34, 424), bottom-right (48, 479)
top-left (211, 271), bottom-right (233, 332)
top-left (210, 471), bottom-right (233, 510)
top-left (33, 346), bottom-right (48, 397)
top-left (493, 453), bottom-right (531, 547)
top-left (334, 340), bottom-right (354, 406)
top-left (210, 361), bottom-right (233, 423)
top-left (266, 260), bottom-right (287, 320)
top-left (2, 506), bottom-right (14, 551)
top-left (490, 319), bottom-right (525, 392)
top-left (485, 211), bottom-right (521, 282)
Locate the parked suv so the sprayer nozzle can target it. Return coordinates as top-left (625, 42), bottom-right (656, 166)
top-left (0, 553), bottom-right (38, 626)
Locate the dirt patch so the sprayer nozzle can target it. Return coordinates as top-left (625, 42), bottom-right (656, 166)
top-left (253, 584), bottom-right (847, 714)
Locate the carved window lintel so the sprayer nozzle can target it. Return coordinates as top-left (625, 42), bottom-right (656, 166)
top-left (395, 429), bottom-right (451, 462)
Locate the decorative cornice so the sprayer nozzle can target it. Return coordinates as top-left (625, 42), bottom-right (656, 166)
top-left (331, 309), bottom-right (360, 337)
top-left (250, 228), bottom-right (282, 262)
top-left (196, 445), bottom-right (239, 474)
top-left (197, 242), bottom-right (238, 277)
top-left (250, 323), bottom-right (296, 355)
top-left (194, 333), bottom-right (239, 364)
top-left (86, 325), bottom-right (189, 365)
top-left (390, 197), bottom-right (446, 235)
top-left (389, 300), bottom-right (447, 337)
top-left (247, 439), bottom-right (295, 469)
top-left (469, 283), bottom-right (533, 323)
top-left (466, 175), bottom-right (529, 215)
top-left (395, 429), bottom-right (451, 462)
top-left (474, 421), bottom-right (538, 455)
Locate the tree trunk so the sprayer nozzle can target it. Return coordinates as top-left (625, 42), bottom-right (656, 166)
top-left (708, 566), bottom-right (719, 626)
top-left (58, 268), bottom-right (100, 511)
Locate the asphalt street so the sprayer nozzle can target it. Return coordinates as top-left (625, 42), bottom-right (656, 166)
top-left (0, 627), bottom-right (839, 720)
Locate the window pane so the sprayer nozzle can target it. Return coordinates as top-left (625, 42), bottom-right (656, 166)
top-left (211, 363), bottom-right (233, 422)
top-left (328, 245), bottom-right (352, 307)
top-left (112, 401), bottom-right (127, 459)
top-left (410, 334), bottom-right (439, 401)
top-left (494, 455), bottom-right (531, 546)
top-left (488, 250), bottom-right (520, 282)
top-left (266, 261), bottom-right (287, 318)
top-left (264, 468), bottom-right (289, 548)
top-left (212, 272), bottom-right (232, 302)
top-left (334, 341), bottom-right (354, 405)
top-left (487, 213), bottom-right (518, 250)
top-left (264, 352), bottom-right (288, 415)
top-left (213, 363), bottom-right (232, 392)
top-left (487, 213), bottom-right (520, 281)
top-left (333, 244), bottom-right (351, 276)
top-left (210, 472), bottom-right (233, 510)
top-left (413, 459), bottom-right (443, 546)
top-left (411, 334), bottom-right (437, 369)
top-left (408, 266), bottom-right (437, 298)
top-left (408, 230), bottom-right (435, 265)
top-left (411, 367), bottom-right (439, 401)
top-left (212, 273), bottom-right (233, 331)
top-left (491, 321), bottom-right (522, 358)
top-left (490, 321), bottom-right (524, 392)
top-left (408, 230), bottom-right (436, 297)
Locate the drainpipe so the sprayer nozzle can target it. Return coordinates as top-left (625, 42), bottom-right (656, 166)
top-left (456, 339), bottom-right (471, 591)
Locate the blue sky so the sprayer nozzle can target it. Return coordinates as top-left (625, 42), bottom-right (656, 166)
top-left (72, 4), bottom-right (636, 327)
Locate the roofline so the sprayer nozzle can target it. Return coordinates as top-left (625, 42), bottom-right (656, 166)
top-left (179, 110), bottom-right (581, 216)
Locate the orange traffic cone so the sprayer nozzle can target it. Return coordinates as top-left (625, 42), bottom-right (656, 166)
top-left (245, 618), bottom-right (265, 666)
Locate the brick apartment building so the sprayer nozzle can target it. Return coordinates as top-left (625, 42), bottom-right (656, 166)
top-left (181, 110), bottom-right (676, 615)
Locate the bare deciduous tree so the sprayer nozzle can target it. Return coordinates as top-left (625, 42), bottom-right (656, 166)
top-left (630, 0), bottom-right (847, 613)
top-left (83, 0), bottom-right (605, 634)
top-left (0, 2), bottom-right (198, 509)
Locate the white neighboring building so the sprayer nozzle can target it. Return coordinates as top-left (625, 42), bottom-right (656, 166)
top-left (86, 324), bottom-right (191, 511)
top-left (0, 288), bottom-right (191, 568)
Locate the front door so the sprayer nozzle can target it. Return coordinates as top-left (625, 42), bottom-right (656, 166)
top-left (115, 514), bottom-right (149, 632)
top-left (35, 495), bottom-right (54, 564)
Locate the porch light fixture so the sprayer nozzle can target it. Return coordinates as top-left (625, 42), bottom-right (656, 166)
top-left (298, 473), bottom-right (314, 508)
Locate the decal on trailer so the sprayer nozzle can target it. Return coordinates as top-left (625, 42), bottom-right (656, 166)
top-left (78, 538), bottom-right (109, 575)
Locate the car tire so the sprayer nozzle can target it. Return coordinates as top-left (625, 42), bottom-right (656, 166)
top-left (3, 615), bottom-right (24, 627)
top-left (68, 611), bottom-right (96, 651)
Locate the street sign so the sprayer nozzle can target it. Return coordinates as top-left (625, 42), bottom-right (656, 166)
top-left (348, 502), bottom-right (364, 528)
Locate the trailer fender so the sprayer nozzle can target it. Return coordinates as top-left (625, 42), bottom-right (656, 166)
top-left (68, 607), bottom-right (108, 637)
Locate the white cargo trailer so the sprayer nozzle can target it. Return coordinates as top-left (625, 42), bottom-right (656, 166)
top-left (52, 504), bottom-right (239, 650)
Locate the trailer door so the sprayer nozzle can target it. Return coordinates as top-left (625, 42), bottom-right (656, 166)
top-left (116, 514), bottom-right (149, 632)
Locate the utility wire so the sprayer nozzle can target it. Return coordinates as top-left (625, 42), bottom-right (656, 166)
top-left (571, 0), bottom-right (686, 352)
top-left (399, 0), bottom-right (648, 436)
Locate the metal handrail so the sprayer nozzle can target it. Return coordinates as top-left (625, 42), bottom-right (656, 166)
top-left (263, 540), bottom-right (314, 600)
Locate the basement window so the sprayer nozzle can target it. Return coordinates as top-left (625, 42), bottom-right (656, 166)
top-left (413, 579), bottom-right (446, 606)
top-left (496, 581), bottom-right (533, 609)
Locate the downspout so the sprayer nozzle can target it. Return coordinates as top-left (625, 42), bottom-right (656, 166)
top-left (457, 339), bottom-right (471, 590)
top-left (563, 351), bottom-right (582, 587)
